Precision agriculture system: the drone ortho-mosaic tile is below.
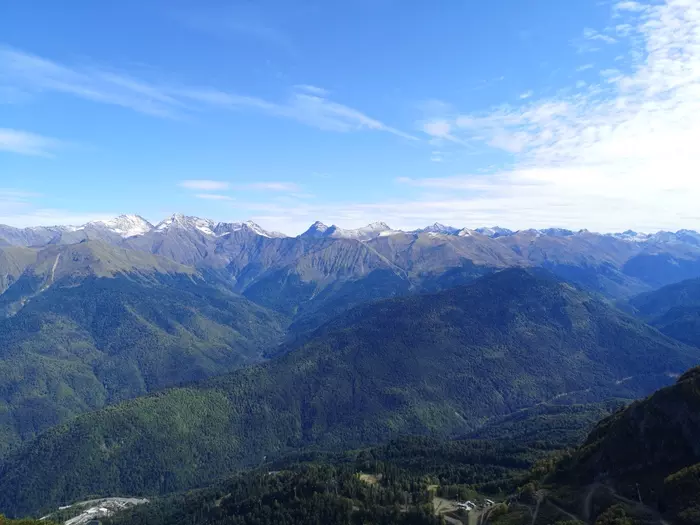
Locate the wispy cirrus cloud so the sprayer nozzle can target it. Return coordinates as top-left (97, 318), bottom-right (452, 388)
top-left (245, 182), bottom-right (300, 192)
top-left (0, 47), bottom-right (414, 140)
top-left (179, 180), bottom-right (302, 202)
top-left (583, 28), bottom-right (617, 44)
top-left (195, 193), bottom-right (235, 201)
top-left (0, 188), bottom-right (115, 228)
top-left (0, 128), bottom-right (62, 156)
top-left (179, 180), bottom-right (230, 191)
top-left (403, 0), bottom-right (700, 232)
top-left (0, 47), bottom-right (186, 118)
top-left (614, 1), bottom-right (647, 13)
top-left (294, 84), bottom-right (329, 96)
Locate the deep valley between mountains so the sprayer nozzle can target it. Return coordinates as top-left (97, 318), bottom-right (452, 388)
top-left (1, 216), bottom-right (700, 523)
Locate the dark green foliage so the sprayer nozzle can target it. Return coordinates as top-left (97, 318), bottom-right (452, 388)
top-left (468, 401), bottom-right (627, 447)
top-left (549, 366), bottom-right (700, 524)
top-left (593, 504), bottom-right (635, 525)
top-left (630, 276), bottom-right (700, 347)
top-left (0, 517), bottom-right (55, 525)
top-left (0, 269), bottom-right (695, 517)
top-left (631, 277), bottom-right (700, 318)
top-left (0, 273), bottom-right (286, 456)
top-left (104, 464), bottom-right (442, 525)
top-left (663, 463), bottom-right (700, 524)
top-left (566, 367), bottom-right (700, 488)
top-left (623, 253), bottom-right (700, 289)
top-left (103, 430), bottom-right (587, 525)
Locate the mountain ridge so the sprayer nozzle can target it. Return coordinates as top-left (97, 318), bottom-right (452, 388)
top-left (4, 214), bottom-right (700, 243)
top-left (1, 268), bottom-right (697, 516)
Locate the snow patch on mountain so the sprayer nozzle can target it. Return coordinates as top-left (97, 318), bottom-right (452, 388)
top-left (474, 227), bottom-right (513, 238)
top-left (155, 214), bottom-right (216, 236)
top-left (412, 223), bottom-right (460, 235)
top-left (87, 215), bottom-right (153, 238)
top-left (153, 214), bottom-right (285, 238)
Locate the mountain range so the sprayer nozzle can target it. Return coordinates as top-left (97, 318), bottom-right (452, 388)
top-left (3, 215), bottom-right (700, 521)
top-left (5, 214), bottom-right (700, 320)
top-left (1, 269), bottom-right (697, 516)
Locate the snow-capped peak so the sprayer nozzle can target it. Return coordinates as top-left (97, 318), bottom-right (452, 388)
top-left (153, 215), bottom-right (286, 238)
top-left (326, 222), bottom-right (394, 241)
top-left (310, 221), bottom-right (329, 231)
top-left (155, 214), bottom-right (216, 236)
top-left (241, 220), bottom-right (286, 238)
top-left (87, 214), bottom-right (154, 238)
top-left (363, 221), bottom-right (391, 232)
top-left (608, 230), bottom-right (652, 242)
top-left (457, 228), bottom-right (480, 237)
top-left (300, 221), bottom-right (393, 240)
top-left (214, 220), bottom-right (286, 238)
top-left (413, 223), bottom-right (459, 235)
top-left (475, 227), bottom-right (514, 238)
top-left (539, 228), bottom-right (574, 237)
top-left (300, 221), bottom-right (330, 238)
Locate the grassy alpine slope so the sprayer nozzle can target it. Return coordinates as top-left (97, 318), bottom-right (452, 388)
top-left (0, 269), bottom-right (696, 516)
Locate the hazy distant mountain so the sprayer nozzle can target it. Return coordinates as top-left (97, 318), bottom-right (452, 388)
top-left (5, 214), bottom-right (700, 316)
top-left (85, 214), bottom-right (154, 237)
top-left (411, 222), bottom-right (460, 235)
top-left (300, 221), bottom-right (396, 241)
top-left (1, 269), bottom-right (696, 516)
top-left (475, 226), bottom-right (514, 238)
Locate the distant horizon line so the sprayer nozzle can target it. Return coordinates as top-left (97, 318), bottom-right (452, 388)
top-left (1, 212), bottom-right (698, 239)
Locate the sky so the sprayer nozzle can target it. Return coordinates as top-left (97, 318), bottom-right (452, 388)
top-left (2, 0), bottom-right (700, 235)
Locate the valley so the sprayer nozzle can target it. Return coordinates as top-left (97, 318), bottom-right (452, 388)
top-left (2, 217), bottom-right (700, 524)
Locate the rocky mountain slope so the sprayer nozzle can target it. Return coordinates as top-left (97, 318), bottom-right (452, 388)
top-left (5, 216), bottom-right (700, 332)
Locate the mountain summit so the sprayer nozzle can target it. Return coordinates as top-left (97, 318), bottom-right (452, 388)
top-left (299, 221), bottom-right (395, 240)
top-left (86, 214), bottom-right (153, 238)
top-left (299, 221), bottom-right (330, 238)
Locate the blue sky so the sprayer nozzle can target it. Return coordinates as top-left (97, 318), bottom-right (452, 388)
top-left (2, 0), bottom-right (700, 234)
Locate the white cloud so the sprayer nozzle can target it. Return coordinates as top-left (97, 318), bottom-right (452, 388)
top-left (0, 189), bottom-right (116, 228)
top-left (195, 193), bottom-right (235, 201)
top-left (0, 128), bottom-right (62, 156)
top-left (422, 119), bottom-right (466, 145)
top-left (616, 23), bottom-right (634, 36)
top-left (179, 180), bottom-right (230, 191)
top-left (0, 47), bottom-right (414, 140)
top-left (577, 64), bottom-right (595, 72)
top-left (294, 84), bottom-right (329, 96)
top-left (614, 1), bottom-right (647, 12)
top-left (179, 180), bottom-right (301, 196)
top-left (244, 182), bottom-right (300, 192)
top-left (519, 90), bottom-right (534, 99)
top-left (583, 28), bottom-right (617, 44)
top-left (405, 0), bottom-right (700, 231)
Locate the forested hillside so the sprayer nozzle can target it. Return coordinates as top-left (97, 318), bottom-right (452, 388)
top-left (1, 269), bottom-right (696, 517)
top-left (0, 266), bottom-right (286, 456)
top-left (630, 277), bottom-right (700, 348)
